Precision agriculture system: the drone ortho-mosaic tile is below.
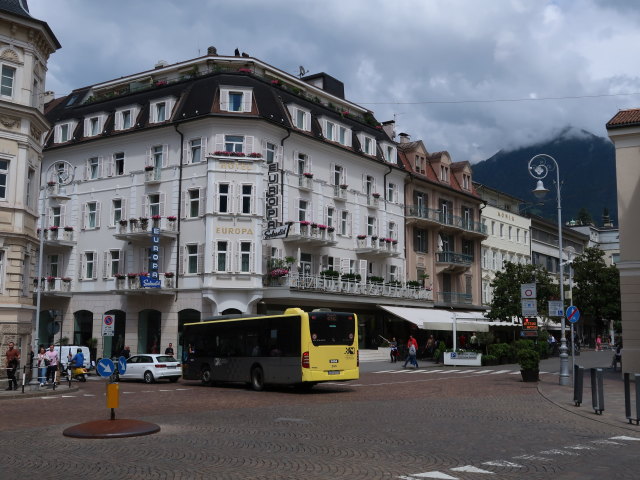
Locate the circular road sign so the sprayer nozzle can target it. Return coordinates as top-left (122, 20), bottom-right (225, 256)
top-left (566, 305), bottom-right (580, 324)
top-left (97, 358), bottom-right (115, 378)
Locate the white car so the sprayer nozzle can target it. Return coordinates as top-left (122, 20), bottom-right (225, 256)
top-left (120, 354), bottom-right (181, 384)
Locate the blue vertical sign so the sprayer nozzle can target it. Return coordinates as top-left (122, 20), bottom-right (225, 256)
top-left (140, 226), bottom-right (161, 288)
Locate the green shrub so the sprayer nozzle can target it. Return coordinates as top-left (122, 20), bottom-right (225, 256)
top-left (514, 339), bottom-right (535, 353)
top-left (487, 343), bottom-right (514, 363)
top-left (482, 355), bottom-right (498, 366)
top-left (517, 349), bottom-right (540, 370)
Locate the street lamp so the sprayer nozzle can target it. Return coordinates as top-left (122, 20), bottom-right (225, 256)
top-left (527, 154), bottom-right (569, 386)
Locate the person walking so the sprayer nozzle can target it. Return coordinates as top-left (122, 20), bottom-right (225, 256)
top-left (5, 341), bottom-right (20, 390)
top-left (595, 335), bottom-right (602, 352)
top-left (44, 344), bottom-right (59, 385)
top-left (403, 335), bottom-right (419, 369)
top-left (164, 343), bottom-right (175, 356)
top-left (120, 345), bottom-right (131, 359)
top-left (36, 346), bottom-right (47, 386)
top-left (426, 335), bottom-right (435, 359)
top-left (389, 338), bottom-right (398, 363)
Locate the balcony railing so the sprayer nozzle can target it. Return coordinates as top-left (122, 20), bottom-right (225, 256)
top-left (144, 168), bottom-right (161, 184)
top-left (42, 228), bottom-right (75, 246)
top-left (264, 273), bottom-right (432, 301)
top-left (355, 237), bottom-right (400, 256)
top-left (366, 195), bottom-right (380, 208)
top-left (405, 205), bottom-right (487, 236)
top-left (114, 218), bottom-right (178, 244)
top-left (283, 223), bottom-right (337, 245)
top-left (35, 277), bottom-right (72, 295)
top-left (112, 274), bottom-right (174, 292)
top-left (436, 251), bottom-right (473, 266)
top-left (435, 291), bottom-right (473, 305)
top-left (332, 185), bottom-right (348, 200)
top-left (298, 176), bottom-right (313, 190)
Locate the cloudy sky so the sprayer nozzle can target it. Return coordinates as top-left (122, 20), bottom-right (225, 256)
top-left (29, 0), bottom-right (640, 162)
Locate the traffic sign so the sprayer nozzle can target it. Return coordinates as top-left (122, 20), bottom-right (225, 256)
top-left (548, 301), bottom-right (564, 317)
top-left (521, 283), bottom-right (536, 299)
top-left (521, 299), bottom-right (537, 316)
top-left (118, 356), bottom-right (127, 375)
top-left (566, 305), bottom-right (580, 324)
top-left (97, 358), bottom-right (115, 378)
top-left (102, 314), bottom-right (115, 337)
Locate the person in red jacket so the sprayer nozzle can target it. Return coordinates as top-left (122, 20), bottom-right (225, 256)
top-left (403, 336), bottom-right (419, 368)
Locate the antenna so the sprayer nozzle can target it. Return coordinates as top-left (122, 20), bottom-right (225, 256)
top-left (298, 65), bottom-right (309, 78)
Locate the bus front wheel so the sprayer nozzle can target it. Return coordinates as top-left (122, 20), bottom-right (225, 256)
top-left (250, 366), bottom-right (264, 391)
top-left (201, 367), bottom-right (212, 386)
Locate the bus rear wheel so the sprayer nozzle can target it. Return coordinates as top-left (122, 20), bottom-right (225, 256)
top-left (201, 367), bottom-right (212, 386)
top-left (250, 366), bottom-right (264, 391)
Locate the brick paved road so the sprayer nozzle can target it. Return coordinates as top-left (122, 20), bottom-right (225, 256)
top-left (1, 365), bottom-right (638, 479)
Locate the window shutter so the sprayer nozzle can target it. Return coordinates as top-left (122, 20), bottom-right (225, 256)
top-left (79, 253), bottom-right (85, 280)
top-left (120, 248), bottom-right (126, 274)
top-left (243, 92), bottom-right (252, 112)
top-left (244, 136), bottom-right (254, 155)
top-left (60, 205), bottom-right (67, 226)
top-left (275, 145), bottom-right (283, 164)
top-left (198, 188), bottom-right (206, 216)
top-left (358, 259), bottom-right (367, 281)
top-left (98, 156), bottom-right (104, 178)
top-left (141, 195), bottom-right (149, 217)
top-left (183, 141), bottom-right (190, 164)
top-left (47, 207), bottom-right (54, 226)
top-left (121, 198), bottom-right (128, 221)
top-left (81, 203), bottom-right (87, 230)
top-left (340, 258), bottom-right (350, 274)
top-left (84, 161), bottom-right (90, 181)
top-left (103, 251), bottom-right (109, 279)
top-left (343, 166), bottom-right (348, 185)
top-left (212, 242), bottom-right (218, 271)
top-left (397, 265), bottom-right (404, 282)
top-left (106, 157), bottom-right (114, 177)
top-left (320, 255), bottom-right (328, 271)
top-left (162, 144), bottom-right (169, 167)
top-left (306, 154), bottom-right (312, 172)
top-left (249, 245), bottom-right (255, 273)
top-left (146, 146), bottom-right (153, 168)
top-left (202, 137), bottom-right (208, 157)
top-left (329, 163), bottom-right (335, 184)
top-left (228, 184), bottom-right (235, 213)
top-left (95, 202), bottom-right (101, 228)
top-left (182, 190), bottom-right (190, 219)
top-left (159, 193), bottom-right (166, 216)
top-left (214, 133), bottom-right (224, 152)
top-left (197, 243), bottom-right (204, 274)
top-left (178, 246), bottom-right (184, 275)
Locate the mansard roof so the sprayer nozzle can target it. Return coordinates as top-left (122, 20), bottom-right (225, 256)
top-left (0, 0), bottom-right (61, 49)
top-left (44, 69), bottom-right (399, 167)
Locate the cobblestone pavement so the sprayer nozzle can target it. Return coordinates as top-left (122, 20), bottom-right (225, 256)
top-left (1, 351), bottom-right (638, 479)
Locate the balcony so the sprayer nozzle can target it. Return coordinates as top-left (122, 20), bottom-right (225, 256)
top-left (405, 205), bottom-right (488, 238)
top-left (298, 175), bottom-right (314, 191)
top-left (144, 168), bottom-right (161, 184)
top-left (366, 195), bottom-right (381, 209)
top-left (355, 237), bottom-right (400, 257)
top-left (264, 273), bottom-right (432, 301)
top-left (42, 228), bottom-right (75, 248)
top-left (282, 223), bottom-right (338, 246)
top-left (35, 277), bottom-right (73, 297)
top-left (113, 217), bottom-right (178, 244)
top-left (111, 274), bottom-right (175, 295)
top-left (332, 185), bottom-right (348, 201)
top-left (436, 250), bottom-right (473, 272)
top-left (434, 291), bottom-right (473, 306)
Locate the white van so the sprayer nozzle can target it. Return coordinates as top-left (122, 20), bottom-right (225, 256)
top-left (54, 346), bottom-right (91, 369)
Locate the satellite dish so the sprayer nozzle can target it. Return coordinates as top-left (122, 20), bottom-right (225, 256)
top-left (47, 160), bottom-right (75, 186)
top-left (298, 65), bottom-right (309, 78)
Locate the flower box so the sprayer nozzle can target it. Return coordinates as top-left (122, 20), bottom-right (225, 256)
top-left (340, 184), bottom-right (348, 190)
top-left (144, 165), bottom-right (155, 171)
top-left (303, 172), bottom-right (314, 178)
top-left (372, 193), bottom-right (380, 198)
top-left (357, 235), bottom-right (367, 240)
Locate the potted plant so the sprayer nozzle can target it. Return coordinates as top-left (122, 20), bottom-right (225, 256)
top-left (407, 280), bottom-right (422, 288)
top-left (144, 165), bottom-right (154, 171)
top-left (340, 184), bottom-right (348, 190)
top-left (303, 172), bottom-right (313, 178)
top-left (164, 272), bottom-right (175, 288)
top-left (368, 276), bottom-right (384, 284)
top-left (372, 192), bottom-right (380, 198)
top-left (139, 217), bottom-right (149, 230)
top-left (320, 269), bottom-right (340, 278)
top-left (517, 348), bottom-right (540, 382)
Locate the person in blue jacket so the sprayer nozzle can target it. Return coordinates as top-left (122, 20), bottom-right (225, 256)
top-left (70, 348), bottom-right (85, 370)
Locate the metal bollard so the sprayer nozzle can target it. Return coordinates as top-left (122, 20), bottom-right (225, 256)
top-left (573, 364), bottom-right (584, 406)
top-left (591, 368), bottom-right (605, 414)
top-left (624, 373), bottom-right (640, 425)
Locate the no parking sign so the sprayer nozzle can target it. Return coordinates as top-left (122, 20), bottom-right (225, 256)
top-left (102, 314), bottom-right (115, 337)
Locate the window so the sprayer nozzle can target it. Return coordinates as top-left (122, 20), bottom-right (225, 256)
top-left (109, 250), bottom-right (121, 276)
top-left (415, 155), bottom-right (426, 174)
top-left (88, 117), bottom-right (100, 136)
top-left (298, 200), bottom-right (308, 222)
top-left (88, 157), bottom-right (100, 179)
top-left (26, 168), bottom-right (35, 210)
top-left (112, 199), bottom-right (123, 225)
top-left (324, 120), bottom-right (335, 140)
top-left (414, 228), bottom-right (427, 252)
top-left (387, 183), bottom-right (397, 203)
top-left (188, 189), bottom-right (201, 218)
top-left (440, 165), bottom-right (449, 182)
top-left (51, 206), bottom-right (61, 227)
top-left (462, 174), bottom-right (470, 190)
top-left (216, 241), bottom-right (228, 272)
top-left (152, 145), bottom-right (164, 169)
top-left (332, 164), bottom-right (344, 185)
top-left (189, 138), bottom-right (202, 163)
top-left (0, 159), bottom-right (8, 199)
top-left (155, 102), bottom-right (166, 122)
top-left (366, 216), bottom-right (376, 236)
top-left (220, 87), bottom-right (252, 113)
top-left (218, 184), bottom-right (230, 213)
top-left (83, 251), bottom-right (96, 279)
top-left (296, 152), bottom-right (308, 174)
top-left (362, 135), bottom-right (376, 155)
top-left (1, 65), bottom-right (15, 97)
top-left (113, 152), bottom-right (125, 176)
top-left (492, 251), bottom-right (497, 270)
top-left (241, 185), bottom-right (252, 214)
top-left (326, 207), bottom-right (334, 227)
top-left (84, 202), bottom-right (100, 229)
top-left (385, 145), bottom-right (395, 163)
top-left (524, 231), bottom-right (529, 245)
top-left (338, 125), bottom-right (349, 146)
top-left (340, 211), bottom-right (350, 236)
top-left (508, 226), bottom-right (513, 240)
top-left (462, 207), bottom-right (473, 229)
top-left (59, 123), bottom-right (70, 143)
top-left (48, 254), bottom-right (59, 277)
top-left (265, 142), bottom-right (276, 164)
top-left (150, 98), bottom-right (174, 123)
top-left (388, 222), bottom-right (397, 240)
top-left (364, 175), bottom-right (374, 196)
top-left (289, 106), bottom-right (310, 130)
top-left (389, 265), bottom-right (398, 282)
top-left (516, 228), bottom-right (520, 243)
top-left (240, 242), bottom-right (252, 272)
top-left (462, 239), bottom-right (474, 259)
top-left (121, 110), bottom-right (132, 129)
top-left (148, 194), bottom-right (161, 217)
top-left (491, 221), bottom-right (495, 236)
top-left (224, 135), bottom-right (244, 153)
top-left (500, 224), bottom-right (504, 238)
top-left (186, 244), bottom-right (199, 274)
top-left (323, 119), bottom-right (350, 144)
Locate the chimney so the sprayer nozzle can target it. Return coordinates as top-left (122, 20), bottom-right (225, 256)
top-left (207, 46), bottom-right (218, 55)
top-left (154, 60), bottom-right (168, 69)
top-left (43, 91), bottom-right (55, 104)
top-left (382, 120), bottom-right (395, 140)
top-left (399, 132), bottom-right (411, 144)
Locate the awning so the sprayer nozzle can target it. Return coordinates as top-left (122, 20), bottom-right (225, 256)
top-left (378, 305), bottom-right (494, 332)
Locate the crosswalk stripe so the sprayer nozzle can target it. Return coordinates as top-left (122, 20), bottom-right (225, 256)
top-left (450, 465), bottom-right (495, 474)
top-left (437, 369), bottom-right (461, 373)
top-left (471, 370), bottom-right (493, 374)
top-left (419, 369), bottom-right (445, 374)
top-left (489, 370), bottom-right (512, 375)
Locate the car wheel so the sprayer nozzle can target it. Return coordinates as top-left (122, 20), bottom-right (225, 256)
top-left (143, 371), bottom-right (155, 384)
top-left (201, 367), bottom-right (212, 386)
top-left (250, 366), bottom-right (264, 391)
top-left (169, 377), bottom-right (179, 383)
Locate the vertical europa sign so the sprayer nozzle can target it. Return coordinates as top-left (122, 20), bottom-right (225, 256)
top-left (266, 161), bottom-right (281, 229)
top-left (140, 227), bottom-right (161, 288)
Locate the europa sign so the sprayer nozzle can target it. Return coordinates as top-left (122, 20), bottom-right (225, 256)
top-left (265, 160), bottom-right (283, 236)
top-left (140, 226), bottom-right (161, 288)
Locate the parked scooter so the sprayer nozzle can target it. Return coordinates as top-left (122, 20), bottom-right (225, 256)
top-left (64, 365), bottom-right (88, 382)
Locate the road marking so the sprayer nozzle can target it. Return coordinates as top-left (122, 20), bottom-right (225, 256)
top-left (508, 371), bottom-right (521, 375)
top-left (61, 395), bottom-right (76, 398)
top-left (513, 454), bottom-right (550, 461)
top-left (158, 389), bottom-right (172, 392)
top-left (456, 370), bottom-right (476, 373)
top-left (419, 369), bottom-right (445, 374)
top-left (437, 369), bottom-right (461, 373)
top-left (482, 460), bottom-right (523, 468)
top-left (123, 391), bottom-right (136, 394)
top-left (489, 370), bottom-right (511, 375)
top-left (592, 439), bottom-right (622, 445)
top-left (175, 388), bottom-right (191, 391)
top-left (539, 449), bottom-right (579, 456)
top-left (610, 436), bottom-right (640, 441)
top-left (450, 465), bottom-right (494, 474)
top-left (565, 445), bottom-right (595, 450)
top-left (82, 394), bottom-right (95, 397)
top-left (407, 472), bottom-right (459, 479)
top-left (375, 370), bottom-right (397, 373)
top-left (472, 370), bottom-right (493, 374)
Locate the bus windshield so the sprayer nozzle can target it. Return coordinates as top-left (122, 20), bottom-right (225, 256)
top-left (309, 312), bottom-right (355, 346)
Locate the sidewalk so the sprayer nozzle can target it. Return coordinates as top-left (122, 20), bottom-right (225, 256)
top-left (537, 349), bottom-right (640, 431)
top-left (0, 378), bottom-right (80, 400)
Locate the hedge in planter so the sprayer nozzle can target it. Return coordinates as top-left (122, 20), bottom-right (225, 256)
top-left (517, 348), bottom-right (540, 382)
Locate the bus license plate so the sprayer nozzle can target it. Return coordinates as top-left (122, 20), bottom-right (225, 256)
top-left (328, 370), bottom-right (340, 375)
top-left (330, 359), bottom-right (338, 364)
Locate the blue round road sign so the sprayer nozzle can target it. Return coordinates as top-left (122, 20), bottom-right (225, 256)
top-left (97, 358), bottom-right (115, 378)
top-left (118, 356), bottom-right (127, 375)
top-left (566, 305), bottom-right (580, 324)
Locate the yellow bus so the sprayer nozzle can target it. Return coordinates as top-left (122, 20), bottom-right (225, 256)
top-left (181, 308), bottom-right (359, 390)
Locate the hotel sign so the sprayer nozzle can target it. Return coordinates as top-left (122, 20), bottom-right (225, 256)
top-left (140, 226), bottom-right (161, 288)
top-left (265, 160), bottom-right (285, 239)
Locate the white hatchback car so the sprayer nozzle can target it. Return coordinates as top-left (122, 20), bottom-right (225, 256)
top-left (120, 354), bottom-right (181, 384)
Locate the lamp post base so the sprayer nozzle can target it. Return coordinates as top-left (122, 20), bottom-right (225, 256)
top-left (559, 338), bottom-right (570, 386)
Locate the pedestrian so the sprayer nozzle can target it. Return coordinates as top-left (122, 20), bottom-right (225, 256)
top-left (165, 343), bottom-right (175, 356)
top-left (596, 335), bottom-right (602, 352)
top-left (469, 332), bottom-right (478, 350)
top-left (44, 344), bottom-right (59, 385)
top-left (389, 337), bottom-right (398, 363)
top-left (426, 335), bottom-right (435, 359)
top-left (36, 346), bottom-right (47, 386)
top-left (403, 335), bottom-right (419, 368)
top-left (459, 333), bottom-right (467, 349)
top-left (120, 345), bottom-right (131, 359)
top-left (5, 341), bottom-right (20, 391)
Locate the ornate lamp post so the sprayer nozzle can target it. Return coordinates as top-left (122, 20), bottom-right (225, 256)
top-left (528, 154), bottom-right (569, 386)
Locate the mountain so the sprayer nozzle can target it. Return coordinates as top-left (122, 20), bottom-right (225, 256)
top-left (471, 128), bottom-right (617, 225)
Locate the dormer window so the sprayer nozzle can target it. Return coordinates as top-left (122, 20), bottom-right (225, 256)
top-left (415, 155), bottom-right (426, 174)
top-left (156, 102), bottom-right (166, 122)
top-left (357, 133), bottom-right (376, 156)
top-left (440, 165), bottom-right (449, 182)
top-left (462, 173), bottom-right (471, 190)
top-left (322, 118), bottom-right (351, 146)
top-left (382, 144), bottom-right (396, 163)
top-left (220, 86), bottom-right (253, 113)
top-left (60, 124), bottom-right (69, 142)
top-left (287, 105), bottom-right (310, 131)
top-left (54, 121), bottom-right (77, 143)
top-left (150, 97), bottom-right (175, 124)
top-left (121, 110), bottom-right (131, 129)
top-left (115, 106), bottom-right (138, 130)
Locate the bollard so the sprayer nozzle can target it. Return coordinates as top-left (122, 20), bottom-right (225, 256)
top-left (624, 373), bottom-right (640, 425)
top-left (573, 364), bottom-right (584, 406)
top-left (591, 367), bottom-right (605, 415)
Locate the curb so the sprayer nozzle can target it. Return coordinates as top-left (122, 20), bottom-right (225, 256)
top-left (0, 384), bottom-right (80, 401)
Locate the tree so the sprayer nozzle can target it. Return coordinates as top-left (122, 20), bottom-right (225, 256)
top-left (571, 247), bottom-right (620, 333)
top-left (487, 262), bottom-right (558, 322)
top-left (576, 207), bottom-right (593, 226)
